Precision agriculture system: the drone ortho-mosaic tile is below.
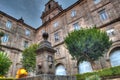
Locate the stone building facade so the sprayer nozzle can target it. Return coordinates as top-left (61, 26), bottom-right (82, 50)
top-left (0, 0), bottom-right (120, 77)
top-left (0, 11), bottom-right (36, 76)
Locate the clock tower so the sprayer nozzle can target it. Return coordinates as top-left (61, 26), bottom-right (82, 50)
top-left (41, 0), bottom-right (63, 23)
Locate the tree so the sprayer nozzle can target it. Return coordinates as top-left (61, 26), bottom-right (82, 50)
top-left (0, 31), bottom-right (4, 37)
top-left (0, 31), bottom-right (4, 50)
top-left (64, 27), bottom-right (112, 69)
top-left (0, 51), bottom-right (12, 76)
top-left (85, 75), bottom-right (101, 80)
top-left (21, 44), bottom-right (38, 72)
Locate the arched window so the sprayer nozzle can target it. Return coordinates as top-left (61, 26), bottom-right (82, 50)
top-left (79, 61), bottom-right (93, 74)
top-left (110, 50), bottom-right (120, 67)
top-left (55, 65), bottom-right (66, 75)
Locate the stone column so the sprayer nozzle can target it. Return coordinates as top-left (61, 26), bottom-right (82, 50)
top-left (36, 32), bottom-right (56, 75)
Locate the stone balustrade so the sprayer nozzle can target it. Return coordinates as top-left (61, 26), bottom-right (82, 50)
top-left (18, 74), bottom-right (76, 80)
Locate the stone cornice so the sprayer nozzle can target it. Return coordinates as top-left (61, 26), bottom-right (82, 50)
top-left (0, 11), bottom-right (36, 30)
top-left (0, 44), bottom-right (23, 52)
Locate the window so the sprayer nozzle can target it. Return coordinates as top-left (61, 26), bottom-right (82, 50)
top-left (99, 10), bottom-right (108, 21)
top-left (1, 34), bottom-right (9, 42)
top-left (54, 22), bottom-right (58, 27)
top-left (41, 30), bottom-right (45, 34)
top-left (55, 65), bottom-right (66, 75)
top-left (25, 29), bottom-right (30, 36)
top-left (0, 18), bottom-right (2, 26)
top-left (71, 10), bottom-right (76, 17)
top-left (73, 22), bottom-right (80, 30)
top-left (48, 56), bottom-right (53, 62)
top-left (24, 41), bottom-right (28, 48)
top-left (79, 61), bottom-right (93, 74)
top-left (6, 20), bottom-right (12, 29)
top-left (48, 4), bottom-right (51, 9)
top-left (0, 19), bottom-right (2, 26)
top-left (94, 0), bottom-right (101, 4)
top-left (54, 32), bottom-right (59, 42)
top-left (110, 50), bottom-right (120, 67)
top-left (106, 29), bottom-right (115, 36)
top-left (56, 48), bottom-right (60, 55)
top-left (17, 26), bottom-right (24, 34)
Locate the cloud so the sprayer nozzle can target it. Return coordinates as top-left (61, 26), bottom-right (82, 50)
top-left (0, 0), bottom-right (77, 28)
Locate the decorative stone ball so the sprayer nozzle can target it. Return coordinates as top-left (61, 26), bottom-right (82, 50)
top-left (42, 32), bottom-right (49, 40)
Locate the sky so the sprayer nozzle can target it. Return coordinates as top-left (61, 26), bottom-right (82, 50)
top-left (0, 0), bottom-right (78, 28)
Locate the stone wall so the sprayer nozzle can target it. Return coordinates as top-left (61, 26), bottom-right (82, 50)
top-left (18, 74), bottom-right (76, 80)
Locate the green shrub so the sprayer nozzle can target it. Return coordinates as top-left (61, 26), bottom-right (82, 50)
top-left (85, 75), bottom-right (101, 80)
top-left (0, 78), bottom-right (16, 80)
top-left (0, 51), bottom-right (12, 76)
top-left (76, 66), bottom-right (120, 80)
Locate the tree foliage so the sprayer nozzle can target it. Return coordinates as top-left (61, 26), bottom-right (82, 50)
top-left (21, 44), bottom-right (38, 72)
top-left (65, 27), bottom-right (112, 64)
top-left (0, 31), bottom-right (4, 37)
top-left (0, 51), bottom-right (12, 76)
top-left (0, 31), bottom-right (4, 49)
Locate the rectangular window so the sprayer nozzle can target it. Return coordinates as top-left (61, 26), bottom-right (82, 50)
top-left (71, 10), bottom-right (76, 17)
top-left (53, 22), bottom-right (58, 28)
top-left (41, 30), bottom-right (45, 34)
top-left (106, 29), bottom-right (115, 36)
top-left (73, 22), bottom-right (80, 30)
top-left (17, 26), bottom-right (24, 35)
top-left (6, 20), bottom-right (12, 29)
top-left (1, 34), bottom-right (9, 42)
top-left (54, 32), bottom-right (59, 42)
top-left (25, 29), bottom-right (30, 36)
top-left (0, 19), bottom-right (2, 26)
top-left (24, 41), bottom-right (28, 48)
top-left (56, 48), bottom-right (60, 55)
top-left (94, 0), bottom-right (101, 4)
top-left (99, 10), bottom-right (108, 21)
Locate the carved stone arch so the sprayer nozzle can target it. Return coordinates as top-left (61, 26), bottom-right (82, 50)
top-left (106, 42), bottom-right (120, 60)
top-left (55, 63), bottom-right (64, 67)
top-left (55, 61), bottom-right (66, 67)
top-left (105, 41), bottom-right (120, 67)
top-left (55, 63), bottom-right (67, 75)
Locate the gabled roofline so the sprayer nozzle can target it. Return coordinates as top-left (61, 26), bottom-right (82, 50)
top-left (0, 10), bottom-right (36, 30)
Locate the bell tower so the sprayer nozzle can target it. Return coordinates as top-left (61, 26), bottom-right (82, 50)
top-left (41, 0), bottom-right (63, 23)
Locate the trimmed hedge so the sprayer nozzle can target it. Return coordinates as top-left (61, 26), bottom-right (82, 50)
top-left (76, 66), bottom-right (120, 80)
top-left (0, 78), bottom-right (16, 80)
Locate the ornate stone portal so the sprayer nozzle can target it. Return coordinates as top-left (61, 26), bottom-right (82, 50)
top-left (36, 32), bottom-right (56, 75)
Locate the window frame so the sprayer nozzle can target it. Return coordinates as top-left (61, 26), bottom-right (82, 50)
top-left (106, 28), bottom-right (115, 36)
top-left (6, 20), bottom-right (12, 29)
top-left (1, 34), bottom-right (9, 43)
top-left (73, 22), bottom-right (80, 30)
top-left (71, 10), bottom-right (76, 17)
top-left (25, 29), bottom-right (31, 36)
top-left (55, 65), bottom-right (67, 75)
top-left (79, 61), bottom-right (93, 74)
top-left (93, 0), bottom-right (101, 4)
top-left (110, 50), bottom-right (120, 67)
top-left (24, 41), bottom-right (29, 48)
top-left (54, 32), bottom-right (59, 42)
top-left (41, 30), bottom-right (45, 34)
top-left (53, 22), bottom-right (59, 28)
top-left (99, 9), bottom-right (108, 21)
top-left (56, 48), bottom-right (60, 55)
